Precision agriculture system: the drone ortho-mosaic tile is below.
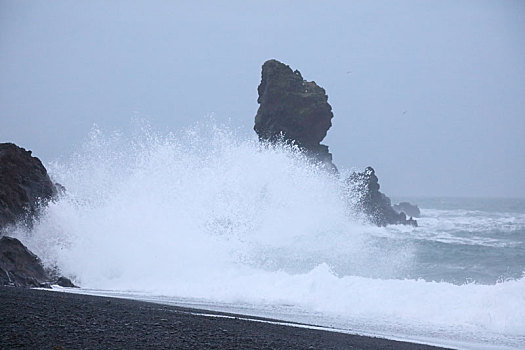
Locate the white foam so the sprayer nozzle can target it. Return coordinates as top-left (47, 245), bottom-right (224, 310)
top-left (14, 122), bottom-right (525, 349)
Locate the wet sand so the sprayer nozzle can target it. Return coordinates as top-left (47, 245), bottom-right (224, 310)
top-left (0, 286), bottom-right (451, 349)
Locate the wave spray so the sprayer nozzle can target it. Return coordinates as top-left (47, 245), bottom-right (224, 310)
top-left (15, 121), bottom-right (525, 349)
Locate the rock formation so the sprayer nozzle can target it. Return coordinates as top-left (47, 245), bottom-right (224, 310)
top-left (0, 236), bottom-right (76, 288)
top-left (0, 143), bottom-right (76, 287)
top-left (346, 167), bottom-right (417, 226)
top-left (254, 59), bottom-right (336, 171)
top-left (0, 143), bottom-right (58, 230)
top-left (392, 202), bottom-right (421, 218)
top-left (253, 59), bottom-right (416, 227)
top-left (0, 236), bottom-right (51, 287)
top-left (55, 276), bottom-right (77, 288)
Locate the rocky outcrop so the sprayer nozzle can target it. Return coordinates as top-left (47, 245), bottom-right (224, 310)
top-left (254, 59), bottom-right (336, 171)
top-left (0, 143), bottom-right (58, 230)
top-left (56, 276), bottom-right (77, 288)
top-left (0, 236), bottom-right (51, 287)
top-left (392, 202), bottom-right (421, 218)
top-left (253, 60), bottom-right (416, 227)
top-left (0, 236), bottom-right (77, 288)
top-left (346, 167), bottom-right (417, 227)
top-left (0, 143), bottom-right (76, 287)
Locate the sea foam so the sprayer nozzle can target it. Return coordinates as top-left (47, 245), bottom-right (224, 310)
top-left (14, 122), bottom-right (525, 349)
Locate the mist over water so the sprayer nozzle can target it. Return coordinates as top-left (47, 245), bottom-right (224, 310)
top-left (13, 122), bottom-right (525, 348)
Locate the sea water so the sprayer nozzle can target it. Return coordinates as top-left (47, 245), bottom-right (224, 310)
top-left (12, 122), bottom-right (525, 349)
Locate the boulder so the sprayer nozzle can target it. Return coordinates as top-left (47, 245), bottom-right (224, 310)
top-left (0, 236), bottom-right (51, 287)
top-left (392, 202), bottom-right (421, 218)
top-left (0, 143), bottom-right (58, 230)
top-left (346, 167), bottom-right (417, 227)
top-left (56, 276), bottom-right (77, 288)
top-left (254, 59), bottom-right (337, 171)
top-left (0, 236), bottom-right (77, 288)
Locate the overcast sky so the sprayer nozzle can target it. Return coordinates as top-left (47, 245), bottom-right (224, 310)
top-left (1, 0), bottom-right (524, 197)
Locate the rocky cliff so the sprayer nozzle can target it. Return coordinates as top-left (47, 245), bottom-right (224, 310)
top-left (0, 143), bottom-right (76, 287)
top-left (0, 143), bottom-right (58, 230)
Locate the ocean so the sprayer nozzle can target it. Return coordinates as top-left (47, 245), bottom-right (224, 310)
top-left (13, 123), bottom-right (525, 349)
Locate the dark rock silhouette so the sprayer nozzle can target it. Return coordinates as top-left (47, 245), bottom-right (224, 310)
top-left (392, 202), bottom-right (421, 218)
top-left (0, 143), bottom-right (75, 287)
top-left (0, 236), bottom-right (51, 287)
top-left (56, 276), bottom-right (77, 288)
top-left (0, 236), bottom-right (77, 288)
top-left (0, 143), bottom-right (58, 230)
top-left (254, 59), bottom-right (336, 171)
top-left (346, 167), bottom-right (417, 227)
top-left (253, 60), bottom-right (416, 227)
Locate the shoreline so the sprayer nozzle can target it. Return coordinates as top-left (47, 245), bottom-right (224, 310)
top-left (44, 287), bottom-right (462, 349)
top-left (1, 286), bottom-right (451, 349)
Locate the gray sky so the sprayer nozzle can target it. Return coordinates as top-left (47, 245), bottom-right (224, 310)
top-left (1, 0), bottom-right (524, 197)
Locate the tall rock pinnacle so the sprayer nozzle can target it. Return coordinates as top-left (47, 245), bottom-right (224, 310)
top-left (254, 59), bottom-right (336, 171)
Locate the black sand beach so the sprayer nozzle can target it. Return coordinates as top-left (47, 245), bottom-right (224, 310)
top-left (0, 287), bottom-right (450, 350)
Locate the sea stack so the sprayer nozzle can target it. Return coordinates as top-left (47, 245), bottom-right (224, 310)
top-left (346, 167), bottom-right (417, 227)
top-left (254, 59), bottom-right (337, 171)
top-left (254, 60), bottom-right (416, 227)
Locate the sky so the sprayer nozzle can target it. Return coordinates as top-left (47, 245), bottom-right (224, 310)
top-left (1, 0), bottom-right (524, 197)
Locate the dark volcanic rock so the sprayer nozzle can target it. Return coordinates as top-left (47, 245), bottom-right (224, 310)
top-left (0, 143), bottom-right (57, 230)
top-left (254, 59), bottom-right (336, 171)
top-left (393, 202), bottom-right (421, 218)
top-left (56, 276), bottom-right (77, 288)
top-left (346, 167), bottom-right (417, 227)
top-left (0, 236), bottom-right (51, 287)
top-left (253, 60), bottom-right (417, 227)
